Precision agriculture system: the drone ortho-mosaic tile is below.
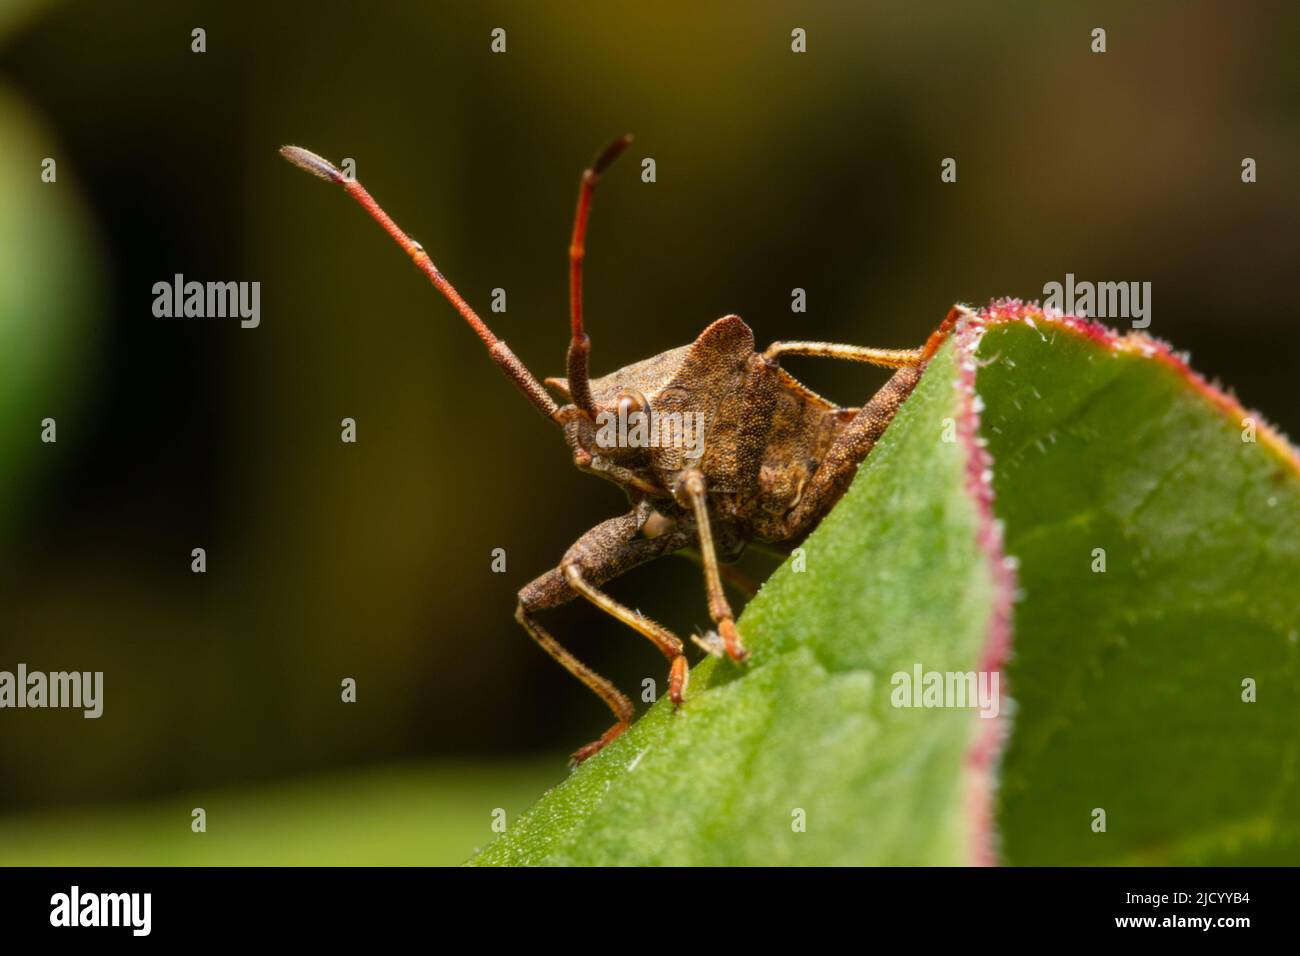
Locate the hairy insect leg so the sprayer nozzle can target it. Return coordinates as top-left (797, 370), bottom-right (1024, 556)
top-left (516, 504), bottom-right (692, 764)
top-left (674, 470), bottom-right (749, 662)
top-left (784, 364), bottom-right (923, 532)
top-left (514, 607), bottom-right (633, 764)
top-left (762, 341), bottom-right (925, 368)
top-left (563, 567), bottom-right (689, 702)
top-left (779, 307), bottom-right (963, 532)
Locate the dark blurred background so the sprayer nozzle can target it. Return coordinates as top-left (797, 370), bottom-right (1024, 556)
top-left (0, 0), bottom-right (1296, 849)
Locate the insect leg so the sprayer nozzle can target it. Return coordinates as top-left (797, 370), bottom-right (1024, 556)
top-left (762, 307), bottom-right (961, 371)
top-left (514, 604), bottom-right (634, 764)
top-left (516, 504), bottom-right (692, 763)
top-left (780, 307), bottom-right (963, 532)
top-left (762, 341), bottom-right (924, 368)
top-left (784, 365), bottom-right (923, 533)
top-left (674, 470), bottom-right (749, 662)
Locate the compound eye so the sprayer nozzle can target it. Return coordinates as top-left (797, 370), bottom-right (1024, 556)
top-left (614, 388), bottom-right (649, 418)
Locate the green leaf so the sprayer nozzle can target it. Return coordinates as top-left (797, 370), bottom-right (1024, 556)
top-left (980, 308), bottom-right (1300, 865)
top-left (472, 304), bottom-right (1300, 866)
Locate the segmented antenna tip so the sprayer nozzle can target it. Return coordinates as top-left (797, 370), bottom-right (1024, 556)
top-left (592, 134), bottom-right (633, 175)
top-left (279, 145), bottom-right (344, 183)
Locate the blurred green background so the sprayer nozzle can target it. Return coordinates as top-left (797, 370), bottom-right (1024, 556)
top-left (1, 0), bottom-right (1297, 863)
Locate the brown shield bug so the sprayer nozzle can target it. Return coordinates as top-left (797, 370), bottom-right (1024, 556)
top-left (280, 136), bottom-right (953, 763)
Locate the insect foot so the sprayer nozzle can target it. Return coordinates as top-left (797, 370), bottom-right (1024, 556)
top-left (570, 723), bottom-right (630, 767)
top-left (719, 619), bottom-right (750, 662)
top-left (692, 630), bottom-right (727, 657)
top-left (669, 656), bottom-right (689, 711)
top-left (691, 623), bottom-right (749, 661)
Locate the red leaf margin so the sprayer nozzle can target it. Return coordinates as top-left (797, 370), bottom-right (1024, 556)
top-left (938, 299), bottom-right (1300, 866)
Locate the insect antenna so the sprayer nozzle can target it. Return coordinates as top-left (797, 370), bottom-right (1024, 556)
top-left (566, 134), bottom-right (633, 416)
top-left (279, 145), bottom-right (560, 422)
